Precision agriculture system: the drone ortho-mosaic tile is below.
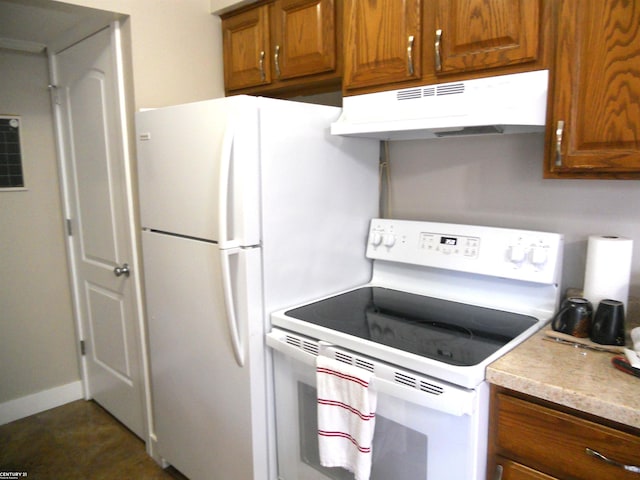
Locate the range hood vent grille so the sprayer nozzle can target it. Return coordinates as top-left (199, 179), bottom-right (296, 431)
top-left (435, 83), bottom-right (465, 96)
top-left (332, 70), bottom-right (549, 141)
top-left (397, 88), bottom-right (422, 100)
top-left (397, 83), bottom-right (464, 101)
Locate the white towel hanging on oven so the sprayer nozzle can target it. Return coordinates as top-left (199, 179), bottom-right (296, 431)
top-left (316, 355), bottom-right (378, 480)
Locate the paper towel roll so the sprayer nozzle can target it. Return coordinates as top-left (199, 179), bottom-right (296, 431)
top-left (632, 327), bottom-right (640, 351)
top-left (583, 235), bottom-right (633, 309)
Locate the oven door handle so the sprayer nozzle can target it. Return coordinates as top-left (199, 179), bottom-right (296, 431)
top-left (266, 330), bottom-right (475, 416)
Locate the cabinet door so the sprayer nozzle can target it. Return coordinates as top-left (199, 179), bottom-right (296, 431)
top-left (344, 0), bottom-right (421, 90)
top-left (272, 0), bottom-right (336, 80)
top-left (222, 5), bottom-right (271, 91)
top-left (495, 393), bottom-right (640, 480)
top-left (494, 457), bottom-right (558, 480)
top-left (546, 0), bottom-right (640, 178)
top-left (433, 0), bottom-right (540, 74)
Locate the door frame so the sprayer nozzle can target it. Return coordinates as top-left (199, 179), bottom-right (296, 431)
top-left (48, 20), bottom-right (155, 456)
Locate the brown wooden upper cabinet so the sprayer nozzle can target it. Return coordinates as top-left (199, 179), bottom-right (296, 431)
top-left (432, 0), bottom-right (540, 75)
top-left (222, 0), bottom-right (341, 96)
top-left (342, 0), bottom-right (546, 94)
top-left (343, 0), bottom-right (422, 90)
top-left (222, 4), bottom-right (270, 92)
top-left (545, 0), bottom-right (640, 179)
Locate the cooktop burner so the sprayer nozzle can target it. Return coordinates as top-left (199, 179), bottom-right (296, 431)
top-left (284, 287), bottom-right (537, 366)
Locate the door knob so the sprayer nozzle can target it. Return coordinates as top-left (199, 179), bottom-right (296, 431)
top-left (113, 263), bottom-right (130, 278)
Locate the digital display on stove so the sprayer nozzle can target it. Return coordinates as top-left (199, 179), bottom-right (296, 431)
top-left (285, 287), bottom-right (537, 366)
top-left (440, 236), bottom-right (458, 246)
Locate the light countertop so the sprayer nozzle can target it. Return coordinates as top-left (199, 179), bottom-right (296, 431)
top-left (487, 328), bottom-right (640, 430)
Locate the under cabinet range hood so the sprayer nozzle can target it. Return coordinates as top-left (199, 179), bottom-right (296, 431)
top-left (331, 70), bottom-right (549, 140)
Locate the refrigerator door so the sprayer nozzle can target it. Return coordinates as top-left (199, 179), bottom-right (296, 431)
top-left (142, 230), bottom-right (268, 480)
top-left (136, 96), bottom-right (260, 245)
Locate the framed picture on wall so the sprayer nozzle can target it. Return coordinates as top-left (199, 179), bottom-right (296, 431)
top-left (0, 115), bottom-right (25, 190)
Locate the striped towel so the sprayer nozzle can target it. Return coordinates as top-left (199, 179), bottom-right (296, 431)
top-left (316, 355), bottom-right (377, 480)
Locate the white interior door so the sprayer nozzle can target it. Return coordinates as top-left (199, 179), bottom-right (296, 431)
top-left (51, 25), bottom-right (145, 438)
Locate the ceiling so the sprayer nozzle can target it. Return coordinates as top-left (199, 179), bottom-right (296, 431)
top-left (0, 0), bottom-right (122, 53)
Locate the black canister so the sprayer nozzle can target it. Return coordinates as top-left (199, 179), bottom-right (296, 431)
top-left (590, 299), bottom-right (625, 346)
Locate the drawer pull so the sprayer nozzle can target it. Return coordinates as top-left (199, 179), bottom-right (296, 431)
top-left (586, 447), bottom-right (640, 474)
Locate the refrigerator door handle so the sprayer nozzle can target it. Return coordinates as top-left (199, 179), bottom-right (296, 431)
top-left (218, 124), bottom-right (239, 249)
top-left (220, 247), bottom-right (245, 367)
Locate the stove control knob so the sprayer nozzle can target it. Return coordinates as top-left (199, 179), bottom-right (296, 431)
top-left (370, 232), bottom-right (383, 247)
top-left (509, 244), bottom-right (526, 264)
top-left (383, 234), bottom-right (396, 248)
top-left (530, 245), bottom-right (548, 266)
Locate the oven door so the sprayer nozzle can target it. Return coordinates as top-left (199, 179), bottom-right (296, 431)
top-left (267, 329), bottom-right (489, 480)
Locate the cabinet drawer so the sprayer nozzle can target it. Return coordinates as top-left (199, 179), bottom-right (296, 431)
top-left (495, 393), bottom-right (640, 479)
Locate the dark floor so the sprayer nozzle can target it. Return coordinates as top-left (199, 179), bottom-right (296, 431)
top-left (0, 400), bottom-right (187, 480)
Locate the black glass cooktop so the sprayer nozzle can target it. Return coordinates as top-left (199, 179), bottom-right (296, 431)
top-left (285, 287), bottom-right (537, 366)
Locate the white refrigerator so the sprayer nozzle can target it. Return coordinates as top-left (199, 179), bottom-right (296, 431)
top-left (135, 95), bottom-right (379, 480)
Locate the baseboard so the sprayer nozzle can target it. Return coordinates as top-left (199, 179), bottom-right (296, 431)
top-left (0, 380), bottom-right (84, 426)
top-left (147, 433), bottom-right (169, 467)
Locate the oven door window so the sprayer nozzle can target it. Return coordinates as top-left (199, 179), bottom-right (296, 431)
top-left (272, 349), bottom-right (482, 480)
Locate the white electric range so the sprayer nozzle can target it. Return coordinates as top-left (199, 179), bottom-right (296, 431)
top-left (267, 218), bottom-right (563, 480)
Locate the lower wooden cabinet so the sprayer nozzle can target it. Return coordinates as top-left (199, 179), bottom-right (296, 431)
top-left (488, 386), bottom-right (640, 480)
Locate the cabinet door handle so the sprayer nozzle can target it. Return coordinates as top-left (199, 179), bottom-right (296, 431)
top-left (586, 448), bottom-right (640, 474)
top-left (274, 44), bottom-right (281, 78)
top-left (555, 120), bottom-right (565, 166)
top-left (493, 465), bottom-right (503, 480)
top-left (435, 29), bottom-right (443, 72)
top-left (259, 50), bottom-right (266, 81)
top-left (407, 35), bottom-right (415, 76)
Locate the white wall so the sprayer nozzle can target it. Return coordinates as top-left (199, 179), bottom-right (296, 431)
top-left (209, 0), bottom-right (257, 15)
top-left (0, 49), bottom-right (79, 404)
top-left (388, 133), bottom-right (640, 307)
top-left (57, 0), bottom-right (225, 108)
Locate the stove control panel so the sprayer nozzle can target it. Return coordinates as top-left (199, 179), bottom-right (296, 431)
top-left (419, 232), bottom-right (480, 258)
top-left (366, 218), bottom-right (564, 285)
